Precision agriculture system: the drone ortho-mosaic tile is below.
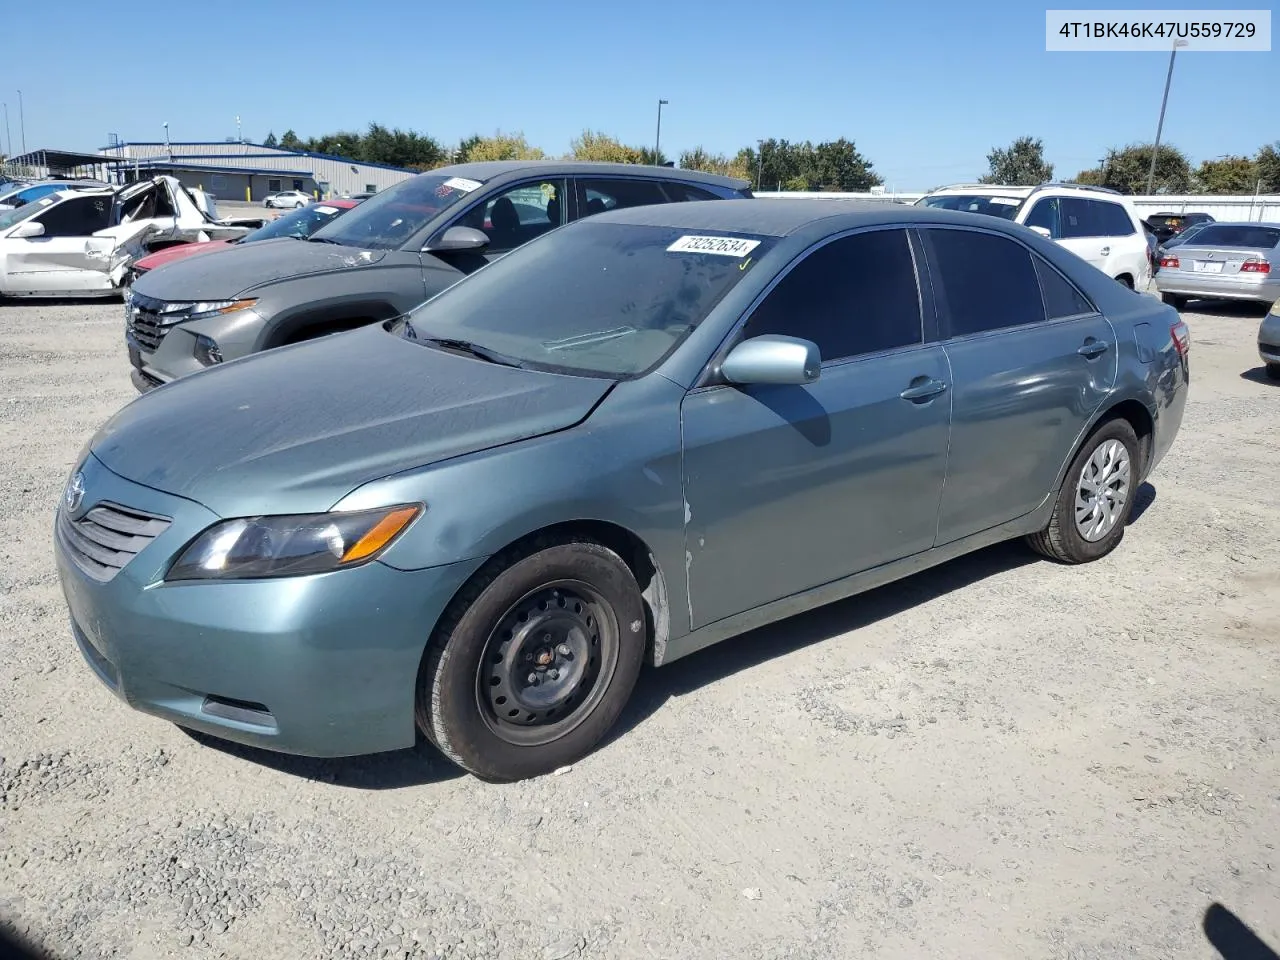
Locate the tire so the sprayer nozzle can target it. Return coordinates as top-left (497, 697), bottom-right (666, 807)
top-left (1026, 418), bottom-right (1140, 564)
top-left (1161, 292), bottom-right (1187, 309)
top-left (416, 537), bottom-right (646, 782)
top-left (1267, 363), bottom-right (1280, 381)
top-left (294, 201), bottom-right (305, 208)
top-left (1116, 275), bottom-right (1134, 290)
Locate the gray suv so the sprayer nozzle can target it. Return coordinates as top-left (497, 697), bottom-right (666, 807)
top-left (124, 161), bottom-right (752, 391)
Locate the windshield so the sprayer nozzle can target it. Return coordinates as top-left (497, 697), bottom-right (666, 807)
top-left (243, 203), bottom-right (353, 243)
top-left (919, 193), bottom-right (1024, 220)
top-left (0, 194), bottom-right (53, 232)
top-left (308, 173), bottom-right (481, 250)
top-left (1185, 224), bottom-right (1280, 250)
top-left (399, 221), bottom-right (774, 378)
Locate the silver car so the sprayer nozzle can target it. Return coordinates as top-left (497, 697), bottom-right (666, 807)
top-left (1156, 221), bottom-right (1280, 309)
top-left (264, 190), bottom-right (312, 209)
top-left (1259, 300), bottom-right (1280, 379)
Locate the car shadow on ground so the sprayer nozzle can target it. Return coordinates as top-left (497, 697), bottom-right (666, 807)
top-left (178, 728), bottom-right (463, 790)
top-left (1181, 299), bottom-right (1271, 319)
top-left (1240, 367), bottom-right (1278, 386)
top-left (1203, 902), bottom-right (1280, 960)
top-left (610, 483), bottom-right (1158, 747)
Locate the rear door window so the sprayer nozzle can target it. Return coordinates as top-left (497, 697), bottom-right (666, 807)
top-left (661, 182), bottom-right (720, 202)
top-left (925, 228), bottom-right (1046, 337)
top-left (575, 178), bottom-right (669, 219)
top-left (741, 228), bottom-right (922, 361)
top-left (1061, 198), bottom-right (1135, 238)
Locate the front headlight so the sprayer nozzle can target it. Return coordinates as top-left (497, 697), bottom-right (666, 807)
top-left (159, 298), bottom-right (257, 322)
top-left (167, 504), bottom-right (421, 581)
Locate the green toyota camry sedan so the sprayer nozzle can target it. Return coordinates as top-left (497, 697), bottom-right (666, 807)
top-left (54, 199), bottom-right (1189, 781)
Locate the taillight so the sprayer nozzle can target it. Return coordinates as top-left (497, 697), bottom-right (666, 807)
top-left (1160, 256), bottom-right (1180, 268)
top-left (1240, 259), bottom-right (1271, 274)
top-left (1171, 319), bottom-right (1190, 358)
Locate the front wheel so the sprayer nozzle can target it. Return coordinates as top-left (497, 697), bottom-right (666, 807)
top-left (1026, 418), bottom-right (1139, 564)
top-left (417, 538), bottom-right (646, 781)
top-left (294, 201), bottom-right (305, 208)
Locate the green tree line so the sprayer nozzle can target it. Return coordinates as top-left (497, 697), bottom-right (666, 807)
top-left (975, 135), bottom-right (1280, 195)
top-left (260, 125), bottom-right (883, 191)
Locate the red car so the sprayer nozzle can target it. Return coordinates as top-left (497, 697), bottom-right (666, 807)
top-left (129, 199), bottom-right (360, 279)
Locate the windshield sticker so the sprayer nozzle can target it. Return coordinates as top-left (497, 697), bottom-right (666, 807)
top-left (667, 235), bottom-right (761, 258)
top-left (314, 205), bottom-right (339, 215)
top-left (443, 176), bottom-right (483, 193)
top-left (988, 197), bottom-right (1021, 206)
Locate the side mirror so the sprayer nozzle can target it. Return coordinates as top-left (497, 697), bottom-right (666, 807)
top-left (11, 197), bottom-right (27, 208)
top-left (1028, 225), bottom-right (1052, 239)
top-left (721, 335), bottom-right (821, 386)
top-left (423, 225), bottom-right (490, 253)
top-left (11, 220), bottom-right (45, 239)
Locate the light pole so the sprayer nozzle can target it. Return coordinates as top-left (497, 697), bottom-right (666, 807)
top-left (2, 103), bottom-right (10, 158)
top-left (1146, 38), bottom-right (1188, 195)
top-left (236, 115), bottom-right (242, 143)
top-left (163, 122), bottom-right (171, 160)
top-left (653, 99), bottom-right (668, 165)
top-left (16, 89), bottom-right (25, 154)
top-left (756, 140), bottom-right (764, 192)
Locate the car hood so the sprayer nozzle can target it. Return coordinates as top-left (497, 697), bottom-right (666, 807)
top-left (128, 236), bottom-right (389, 300)
top-left (89, 325), bottom-right (614, 517)
top-left (134, 238), bottom-right (234, 272)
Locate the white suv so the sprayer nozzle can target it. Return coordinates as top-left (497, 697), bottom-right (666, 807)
top-left (917, 183), bottom-right (1152, 289)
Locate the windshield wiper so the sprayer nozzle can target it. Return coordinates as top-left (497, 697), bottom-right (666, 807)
top-left (306, 236), bottom-right (346, 245)
top-left (418, 336), bottom-right (526, 368)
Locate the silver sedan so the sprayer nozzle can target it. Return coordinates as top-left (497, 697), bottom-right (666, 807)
top-left (1156, 221), bottom-right (1280, 309)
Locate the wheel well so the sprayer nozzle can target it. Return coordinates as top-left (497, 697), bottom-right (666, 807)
top-left (473, 520), bottom-right (671, 667)
top-left (273, 316), bottom-right (377, 347)
top-left (1098, 399), bottom-right (1154, 474)
top-left (1115, 273), bottom-right (1135, 289)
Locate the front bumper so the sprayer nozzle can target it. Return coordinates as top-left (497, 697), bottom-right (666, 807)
top-left (1260, 341), bottom-right (1280, 366)
top-left (1155, 270), bottom-right (1280, 304)
top-left (126, 299), bottom-right (267, 393)
top-left (55, 453), bottom-right (485, 757)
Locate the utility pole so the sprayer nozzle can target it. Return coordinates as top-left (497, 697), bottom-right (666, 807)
top-left (1146, 39), bottom-right (1188, 195)
top-left (236, 115), bottom-right (242, 144)
top-left (653, 99), bottom-right (668, 165)
top-left (2, 103), bottom-right (10, 158)
top-left (756, 140), bottom-right (764, 192)
top-left (16, 89), bottom-right (26, 154)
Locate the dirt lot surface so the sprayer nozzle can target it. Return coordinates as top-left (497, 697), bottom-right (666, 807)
top-left (1, 295), bottom-right (1277, 960)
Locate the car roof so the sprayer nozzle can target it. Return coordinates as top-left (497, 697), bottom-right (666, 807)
top-left (429, 160), bottom-right (750, 191)
top-left (588, 197), bottom-right (1012, 237)
top-left (1179, 220), bottom-right (1280, 229)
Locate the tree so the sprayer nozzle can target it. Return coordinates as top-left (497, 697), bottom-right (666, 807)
top-left (637, 147), bottom-right (668, 166)
top-left (1073, 166), bottom-right (1106, 186)
top-left (453, 135), bottom-right (483, 163)
top-left (1194, 155), bottom-right (1257, 194)
top-left (1093, 143), bottom-right (1192, 194)
top-left (679, 147), bottom-right (752, 182)
top-left (568, 129), bottom-right (646, 164)
top-left (454, 131), bottom-right (544, 163)
top-left (1255, 142), bottom-right (1280, 193)
top-left (809, 137), bottom-right (882, 191)
top-left (979, 136), bottom-right (1053, 186)
top-left (279, 129), bottom-right (302, 150)
top-left (263, 131), bottom-right (278, 148)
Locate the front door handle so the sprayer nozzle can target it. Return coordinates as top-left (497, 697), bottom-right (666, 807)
top-left (899, 378), bottom-right (948, 402)
top-left (1077, 339), bottom-right (1109, 359)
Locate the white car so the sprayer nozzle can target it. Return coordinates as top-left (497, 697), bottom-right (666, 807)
top-left (917, 183), bottom-right (1153, 289)
top-left (264, 190), bottom-right (312, 209)
top-left (0, 177), bottom-right (256, 298)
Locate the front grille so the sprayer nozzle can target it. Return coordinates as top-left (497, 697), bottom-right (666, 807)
top-left (58, 502), bottom-right (171, 583)
top-left (127, 291), bottom-right (181, 352)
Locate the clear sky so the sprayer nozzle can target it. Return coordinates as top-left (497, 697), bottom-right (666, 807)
top-left (2, 0), bottom-right (1275, 190)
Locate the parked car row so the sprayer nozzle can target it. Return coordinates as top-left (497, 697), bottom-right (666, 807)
top-left (54, 160), bottom-right (1195, 781)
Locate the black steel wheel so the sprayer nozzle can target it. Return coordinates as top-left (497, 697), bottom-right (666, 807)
top-left (416, 538), bottom-right (646, 781)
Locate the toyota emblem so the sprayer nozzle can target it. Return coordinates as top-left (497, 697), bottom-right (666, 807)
top-left (64, 471), bottom-right (85, 514)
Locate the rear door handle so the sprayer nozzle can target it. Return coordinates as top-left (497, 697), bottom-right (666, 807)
top-left (899, 378), bottom-right (948, 402)
top-left (1078, 340), bottom-right (1109, 359)
top-left (1100, 246), bottom-right (1111, 256)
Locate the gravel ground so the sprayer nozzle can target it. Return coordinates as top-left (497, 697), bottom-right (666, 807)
top-left (1, 293), bottom-right (1278, 960)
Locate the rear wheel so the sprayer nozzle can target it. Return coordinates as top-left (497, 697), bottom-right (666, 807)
top-left (1266, 363), bottom-right (1280, 381)
top-left (1161, 292), bottom-right (1187, 309)
top-left (1116, 274), bottom-right (1135, 290)
top-left (1026, 418), bottom-right (1139, 564)
top-left (416, 538), bottom-right (646, 782)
